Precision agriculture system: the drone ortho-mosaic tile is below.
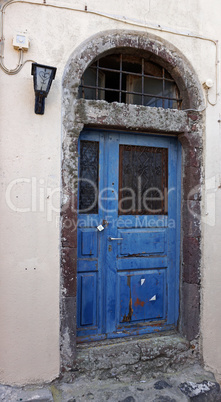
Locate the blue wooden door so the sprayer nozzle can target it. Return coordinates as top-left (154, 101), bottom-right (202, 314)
top-left (77, 129), bottom-right (181, 341)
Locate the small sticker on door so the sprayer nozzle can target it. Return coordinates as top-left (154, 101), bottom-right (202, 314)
top-left (97, 225), bottom-right (104, 231)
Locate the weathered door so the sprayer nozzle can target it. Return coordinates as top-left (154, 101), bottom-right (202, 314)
top-left (77, 129), bottom-right (181, 341)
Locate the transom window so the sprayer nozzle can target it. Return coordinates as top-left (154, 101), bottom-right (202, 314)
top-left (78, 53), bottom-right (182, 109)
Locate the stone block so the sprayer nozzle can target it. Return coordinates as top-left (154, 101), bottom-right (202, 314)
top-left (179, 380), bottom-right (221, 401)
top-left (180, 283), bottom-right (200, 340)
top-left (182, 236), bottom-right (201, 284)
top-left (60, 296), bottom-right (77, 368)
top-left (61, 191), bottom-right (78, 248)
top-left (185, 147), bottom-right (202, 168)
top-left (154, 380), bottom-right (173, 390)
top-left (182, 201), bottom-right (201, 237)
top-left (0, 386), bottom-right (53, 402)
top-left (183, 167), bottom-right (201, 200)
top-left (77, 342), bottom-right (140, 373)
top-left (61, 247), bottom-right (77, 297)
top-left (139, 335), bottom-right (189, 362)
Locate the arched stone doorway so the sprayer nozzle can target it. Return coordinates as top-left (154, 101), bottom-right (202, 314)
top-left (61, 30), bottom-right (204, 371)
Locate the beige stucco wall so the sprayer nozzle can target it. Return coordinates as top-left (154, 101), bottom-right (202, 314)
top-left (1, 0), bottom-right (221, 385)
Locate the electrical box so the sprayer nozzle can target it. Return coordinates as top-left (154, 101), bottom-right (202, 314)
top-left (13, 32), bottom-right (29, 51)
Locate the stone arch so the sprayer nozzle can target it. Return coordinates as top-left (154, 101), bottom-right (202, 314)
top-left (63, 29), bottom-right (204, 110)
top-left (60, 29), bottom-right (204, 372)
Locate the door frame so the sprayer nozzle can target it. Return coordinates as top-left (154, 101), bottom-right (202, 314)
top-left (61, 30), bottom-right (204, 371)
top-left (61, 107), bottom-right (203, 368)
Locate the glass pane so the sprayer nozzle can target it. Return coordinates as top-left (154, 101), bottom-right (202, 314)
top-left (78, 68), bottom-right (105, 100)
top-left (144, 96), bottom-right (163, 108)
top-left (79, 141), bottom-right (99, 214)
top-left (145, 77), bottom-right (163, 96)
top-left (126, 76), bottom-right (165, 107)
top-left (119, 145), bottom-right (168, 215)
top-left (164, 81), bottom-right (178, 109)
top-left (122, 55), bottom-right (142, 73)
top-left (99, 54), bottom-right (120, 70)
top-left (126, 75), bottom-right (142, 105)
top-left (35, 66), bottom-right (51, 92)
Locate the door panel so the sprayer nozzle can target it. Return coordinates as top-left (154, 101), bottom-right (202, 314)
top-left (78, 273), bottom-right (97, 327)
top-left (118, 270), bottom-right (165, 323)
top-left (118, 229), bottom-right (166, 256)
top-left (79, 229), bottom-right (98, 256)
top-left (77, 129), bottom-right (181, 341)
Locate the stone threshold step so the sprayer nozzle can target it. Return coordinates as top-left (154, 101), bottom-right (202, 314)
top-left (74, 331), bottom-right (198, 381)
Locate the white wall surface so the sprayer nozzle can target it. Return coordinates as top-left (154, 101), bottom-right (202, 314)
top-left (1, 0), bottom-right (221, 385)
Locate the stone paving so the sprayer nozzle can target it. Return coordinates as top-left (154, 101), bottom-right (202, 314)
top-left (1, 364), bottom-right (221, 401)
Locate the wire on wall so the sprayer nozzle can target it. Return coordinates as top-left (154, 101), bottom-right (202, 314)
top-left (0, 0), bottom-right (36, 74)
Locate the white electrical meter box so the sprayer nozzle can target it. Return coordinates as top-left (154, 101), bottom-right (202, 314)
top-left (13, 32), bottom-right (29, 51)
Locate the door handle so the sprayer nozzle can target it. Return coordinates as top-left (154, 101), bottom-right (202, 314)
top-left (109, 237), bottom-right (123, 241)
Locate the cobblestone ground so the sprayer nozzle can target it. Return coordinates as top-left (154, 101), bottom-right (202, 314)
top-left (1, 364), bottom-right (221, 402)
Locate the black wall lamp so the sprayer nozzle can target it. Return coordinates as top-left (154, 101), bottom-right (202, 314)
top-left (31, 63), bottom-right (57, 115)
